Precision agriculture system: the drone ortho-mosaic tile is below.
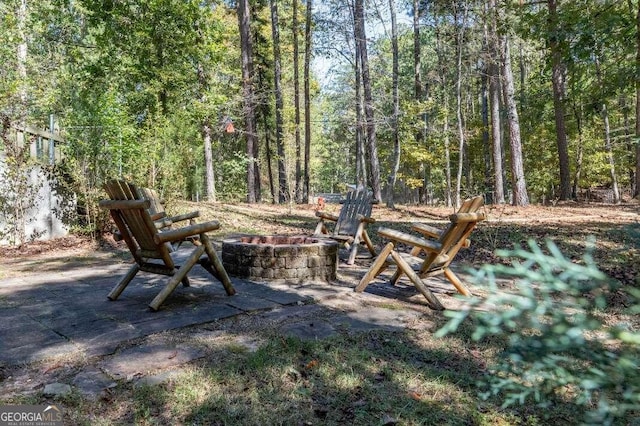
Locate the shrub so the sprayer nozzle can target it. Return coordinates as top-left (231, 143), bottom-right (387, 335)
top-left (436, 239), bottom-right (640, 425)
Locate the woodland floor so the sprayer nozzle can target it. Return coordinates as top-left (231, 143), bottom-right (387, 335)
top-left (0, 200), bottom-right (639, 424)
top-left (2, 198), bottom-right (639, 291)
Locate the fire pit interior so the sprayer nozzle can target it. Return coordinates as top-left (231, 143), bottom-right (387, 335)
top-left (222, 235), bottom-right (338, 282)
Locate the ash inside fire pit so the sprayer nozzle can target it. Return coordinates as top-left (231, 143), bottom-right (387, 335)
top-left (222, 235), bottom-right (338, 282)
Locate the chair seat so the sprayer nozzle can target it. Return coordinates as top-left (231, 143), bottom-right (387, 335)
top-left (388, 252), bottom-right (449, 271)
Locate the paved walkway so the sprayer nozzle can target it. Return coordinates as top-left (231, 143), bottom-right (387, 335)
top-left (0, 247), bottom-right (478, 399)
top-left (0, 248), bottom-right (466, 367)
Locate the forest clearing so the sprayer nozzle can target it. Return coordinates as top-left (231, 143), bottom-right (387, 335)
top-left (0, 200), bottom-right (638, 425)
top-left (2, 0), bottom-right (640, 423)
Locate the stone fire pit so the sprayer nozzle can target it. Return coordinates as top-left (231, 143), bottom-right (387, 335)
top-left (221, 235), bottom-right (338, 282)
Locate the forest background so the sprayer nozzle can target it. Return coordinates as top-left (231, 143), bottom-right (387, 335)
top-left (1, 0), bottom-right (640, 236)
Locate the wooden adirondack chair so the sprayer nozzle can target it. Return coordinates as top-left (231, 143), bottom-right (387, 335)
top-left (355, 196), bottom-right (485, 310)
top-left (313, 189), bottom-right (377, 265)
top-left (100, 180), bottom-right (235, 311)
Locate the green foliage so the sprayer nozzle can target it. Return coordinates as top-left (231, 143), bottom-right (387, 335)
top-left (437, 240), bottom-right (640, 425)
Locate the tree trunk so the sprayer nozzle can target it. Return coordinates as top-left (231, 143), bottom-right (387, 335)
top-left (270, 0), bottom-right (288, 203)
top-left (481, 61), bottom-right (493, 204)
top-left (548, 0), bottom-right (572, 200)
top-left (293, 0), bottom-right (303, 203)
top-left (454, 3), bottom-right (467, 209)
top-left (386, 0), bottom-right (400, 208)
top-left (413, 0), bottom-right (429, 204)
top-left (571, 103), bottom-right (583, 199)
top-left (196, 58), bottom-right (216, 202)
top-left (594, 54), bottom-right (620, 203)
top-left (355, 0), bottom-right (382, 201)
top-left (636, 0), bottom-right (640, 198)
top-left (17, 0), bottom-right (28, 113)
top-left (303, 0), bottom-right (313, 203)
top-left (238, 0), bottom-right (259, 203)
top-left (500, 35), bottom-right (529, 206)
top-left (487, 1), bottom-right (505, 205)
top-left (202, 118), bottom-right (216, 202)
top-left (435, 20), bottom-right (452, 207)
top-left (355, 50), bottom-right (367, 189)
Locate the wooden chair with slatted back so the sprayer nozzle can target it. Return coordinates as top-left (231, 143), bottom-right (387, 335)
top-left (313, 189), bottom-right (377, 265)
top-left (355, 196), bottom-right (485, 310)
top-left (100, 180), bottom-right (235, 311)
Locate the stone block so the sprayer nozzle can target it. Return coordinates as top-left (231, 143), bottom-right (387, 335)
top-left (275, 245), bottom-right (298, 257)
top-left (286, 256), bottom-right (308, 269)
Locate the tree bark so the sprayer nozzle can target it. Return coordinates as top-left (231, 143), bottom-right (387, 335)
top-left (548, 0), bottom-right (572, 200)
top-left (594, 54), bottom-right (620, 203)
top-left (270, 0), bottom-right (288, 203)
top-left (487, 0), bottom-right (505, 204)
top-left (386, 0), bottom-right (400, 208)
top-left (196, 56), bottom-right (216, 202)
top-left (636, 0), bottom-right (640, 198)
top-left (238, 0), bottom-right (259, 203)
top-left (17, 0), bottom-right (28, 113)
top-left (435, 19), bottom-right (452, 207)
top-left (500, 35), bottom-right (529, 206)
top-left (355, 0), bottom-right (382, 201)
top-left (413, 0), bottom-right (429, 204)
top-left (303, 0), bottom-right (313, 203)
top-left (454, 3), bottom-right (467, 209)
top-left (481, 61), bottom-right (493, 204)
top-left (293, 0), bottom-right (303, 203)
top-left (355, 49), bottom-right (367, 189)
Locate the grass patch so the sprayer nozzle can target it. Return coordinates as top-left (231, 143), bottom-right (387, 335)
top-left (26, 329), bottom-right (581, 425)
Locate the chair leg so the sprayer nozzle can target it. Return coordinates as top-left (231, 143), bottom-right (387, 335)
top-left (444, 268), bottom-right (472, 296)
top-left (108, 264), bottom-right (139, 301)
top-left (202, 234), bottom-right (236, 296)
top-left (346, 238), bottom-right (360, 265)
top-left (149, 245), bottom-right (205, 311)
top-left (355, 242), bottom-right (394, 292)
top-left (181, 276), bottom-right (190, 287)
top-left (361, 230), bottom-right (377, 257)
top-left (389, 268), bottom-right (403, 286)
top-left (390, 251), bottom-right (444, 311)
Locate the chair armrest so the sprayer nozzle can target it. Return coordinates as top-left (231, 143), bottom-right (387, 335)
top-left (150, 212), bottom-right (167, 221)
top-left (450, 212), bottom-right (486, 223)
top-left (377, 227), bottom-right (442, 253)
top-left (411, 223), bottom-right (442, 239)
top-left (166, 210), bottom-right (200, 223)
top-left (154, 220), bottom-right (221, 244)
top-left (315, 211), bottom-right (339, 222)
top-left (357, 214), bottom-right (376, 224)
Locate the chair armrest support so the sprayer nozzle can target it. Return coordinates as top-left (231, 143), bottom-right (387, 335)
top-left (154, 220), bottom-right (221, 244)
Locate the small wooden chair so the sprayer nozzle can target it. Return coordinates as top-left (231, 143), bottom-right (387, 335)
top-left (313, 189), bottom-right (377, 265)
top-left (100, 180), bottom-right (235, 311)
top-left (355, 196), bottom-right (485, 310)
